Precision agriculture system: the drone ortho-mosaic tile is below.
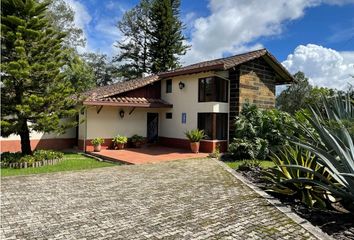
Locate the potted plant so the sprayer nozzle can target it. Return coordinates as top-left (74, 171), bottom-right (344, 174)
top-left (130, 134), bottom-right (145, 148)
top-left (112, 135), bottom-right (128, 150)
top-left (185, 129), bottom-right (206, 153)
top-left (91, 137), bottom-right (104, 152)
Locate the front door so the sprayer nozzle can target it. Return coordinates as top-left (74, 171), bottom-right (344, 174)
top-left (147, 113), bottom-right (158, 143)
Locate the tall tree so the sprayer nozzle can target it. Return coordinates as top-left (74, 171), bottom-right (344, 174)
top-left (114, 0), bottom-right (151, 79)
top-left (276, 71), bottom-right (336, 114)
top-left (63, 56), bottom-right (95, 93)
top-left (47, 0), bottom-right (86, 49)
top-left (276, 72), bottom-right (313, 114)
top-left (149, 0), bottom-right (189, 73)
top-left (82, 53), bottom-right (121, 86)
top-left (1, 0), bottom-right (78, 154)
top-left (115, 0), bottom-right (189, 78)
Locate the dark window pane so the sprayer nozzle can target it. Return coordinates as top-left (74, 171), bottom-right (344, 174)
top-left (198, 113), bottom-right (228, 140)
top-left (216, 114), bottom-right (227, 140)
top-left (166, 79), bottom-right (172, 93)
top-left (198, 77), bottom-right (228, 102)
top-left (198, 113), bottom-right (212, 139)
top-left (166, 112), bottom-right (172, 119)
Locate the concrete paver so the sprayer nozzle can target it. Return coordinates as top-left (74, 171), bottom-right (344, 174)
top-left (1, 159), bottom-right (318, 239)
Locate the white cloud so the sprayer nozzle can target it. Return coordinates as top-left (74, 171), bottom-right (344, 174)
top-left (64, 0), bottom-right (92, 30)
top-left (63, 0), bottom-right (92, 53)
top-left (282, 44), bottom-right (354, 89)
top-left (182, 0), bottom-right (354, 65)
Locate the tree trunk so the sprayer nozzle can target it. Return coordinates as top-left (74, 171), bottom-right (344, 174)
top-left (19, 119), bottom-right (32, 155)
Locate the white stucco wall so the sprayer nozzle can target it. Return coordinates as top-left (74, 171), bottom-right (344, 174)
top-left (82, 106), bottom-right (166, 139)
top-left (160, 71), bottom-right (229, 139)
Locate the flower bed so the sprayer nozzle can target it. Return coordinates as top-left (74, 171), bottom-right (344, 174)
top-left (1, 150), bottom-right (64, 169)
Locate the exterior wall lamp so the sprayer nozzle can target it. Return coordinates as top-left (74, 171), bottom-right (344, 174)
top-left (179, 81), bottom-right (185, 89)
top-left (119, 110), bottom-right (125, 118)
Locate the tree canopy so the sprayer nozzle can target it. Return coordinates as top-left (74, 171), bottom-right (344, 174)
top-left (1, 0), bottom-right (78, 154)
top-left (114, 0), bottom-right (189, 79)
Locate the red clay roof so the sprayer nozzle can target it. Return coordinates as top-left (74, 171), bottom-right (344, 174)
top-left (159, 49), bottom-right (269, 78)
top-left (83, 75), bottom-right (159, 100)
top-left (83, 96), bottom-right (172, 108)
top-left (82, 49), bottom-right (293, 101)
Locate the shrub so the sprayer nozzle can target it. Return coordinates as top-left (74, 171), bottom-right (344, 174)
top-left (229, 103), bottom-right (298, 160)
top-left (1, 150), bottom-right (63, 165)
top-left (91, 137), bottom-right (104, 146)
top-left (130, 134), bottom-right (144, 143)
top-left (33, 150), bottom-right (63, 161)
top-left (113, 135), bottom-right (128, 144)
top-left (185, 129), bottom-right (206, 142)
top-left (229, 138), bottom-right (268, 160)
top-left (0, 152), bottom-right (23, 163)
top-left (238, 160), bottom-right (261, 171)
top-left (209, 144), bottom-right (221, 159)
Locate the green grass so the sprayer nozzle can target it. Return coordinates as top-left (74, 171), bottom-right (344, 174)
top-left (224, 160), bottom-right (275, 170)
top-left (1, 153), bottom-right (117, 177)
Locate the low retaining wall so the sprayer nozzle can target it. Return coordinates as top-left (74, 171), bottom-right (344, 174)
top-left (0, 138), bottom-right (76, 152)
top-left (2, 158), bottom-right (62, 169)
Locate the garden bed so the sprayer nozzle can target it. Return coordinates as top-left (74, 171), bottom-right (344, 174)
top-left (237, 167), bottom-right (354, 240)
top-left (2, 158), bottom-right (62, 169)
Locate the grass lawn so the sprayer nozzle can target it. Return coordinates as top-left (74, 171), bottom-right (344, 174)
top-left (1, 153), bottom-right (116, 177)
top-left (225, 160), bottom-right (275, 170)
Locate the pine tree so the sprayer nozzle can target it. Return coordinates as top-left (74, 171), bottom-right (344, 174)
top-left (1, 0), bottom-right (78, 154)
top-left (82, 53), bottom-right (121, 86)
top-left (47, 0), bottom-right (86, 49)
top-left (149, 0), bottom-right (189, 73)
top-left (115, 0), bottom-right (151, 79)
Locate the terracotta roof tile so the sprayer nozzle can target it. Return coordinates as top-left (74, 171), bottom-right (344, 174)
top-left (83, 75), bottom-right (159, 100)
top-left (83, 96), bottom-right (172, 108)
top-left (158, 49), bottom-right (268, 77)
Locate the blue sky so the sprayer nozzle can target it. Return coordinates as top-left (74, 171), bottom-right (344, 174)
top-left (67, 0), bottom-right (354, 89)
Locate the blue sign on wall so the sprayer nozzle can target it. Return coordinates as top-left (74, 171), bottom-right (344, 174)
top-left (182, 113), bottom-right (186, 124)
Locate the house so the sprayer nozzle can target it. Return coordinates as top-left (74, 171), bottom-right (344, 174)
top-left (78, 49), bottom-right (293, 153)
top-left (0, 49), bottom-right (293, 153)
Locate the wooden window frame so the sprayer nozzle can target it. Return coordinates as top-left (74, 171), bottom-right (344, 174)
top-left (197, 113), bottom-right (228, 140)
top-left (198, 76), bottom-right (228, 103)
top-left (166, 79), bottom-right (172, 93)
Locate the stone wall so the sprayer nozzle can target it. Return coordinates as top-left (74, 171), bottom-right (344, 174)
top-left (229, 57), bottom-right (277, 139)
top-left (238, 57), bottom-right (276, 110)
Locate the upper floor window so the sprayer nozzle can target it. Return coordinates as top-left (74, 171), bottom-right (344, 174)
top-left (166, 79), bottom-right (172, 93)
top-left (198, 76), bottom-right (228, 102)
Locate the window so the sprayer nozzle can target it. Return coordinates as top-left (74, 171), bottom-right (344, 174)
top-left (166, 79), bottom-right (172, 93)
top-left (198, 76), bottom-right (228, 102)
top-left (198, 113), bottom-right (228, 140)
top-left (166, 112), bottom-right (172, 119)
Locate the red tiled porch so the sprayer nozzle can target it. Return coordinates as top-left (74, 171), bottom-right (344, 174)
top-left (89, 145), bottom-right (209, 165)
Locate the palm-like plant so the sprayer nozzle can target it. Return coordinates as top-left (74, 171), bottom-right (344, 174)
top-left (262, 146), bottom-right (339, 208)
top-left (292, 94), bottom-right (354, 207)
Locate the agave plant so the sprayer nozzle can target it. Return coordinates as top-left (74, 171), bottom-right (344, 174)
top-left (292, 94), bottom-right (354, 208)
top-left (262, 146), bottom-right (340, 208)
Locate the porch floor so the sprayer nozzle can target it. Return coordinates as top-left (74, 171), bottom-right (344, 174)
top-left (89, 145), bottom-right (209, 165)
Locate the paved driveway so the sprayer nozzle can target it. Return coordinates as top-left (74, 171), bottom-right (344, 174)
top-left (1, 159), bottom-right (321, 239)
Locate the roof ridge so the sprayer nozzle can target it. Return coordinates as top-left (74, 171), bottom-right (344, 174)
top-left (175, 48), bottom-right (267, 69)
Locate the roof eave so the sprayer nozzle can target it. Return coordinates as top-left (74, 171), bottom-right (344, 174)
top-left (158, 63), bottom-right (225, 78)
top-left (262, 53), bottom-right (295, 85)
top-left (83, 101), bottom-right (173, 108)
